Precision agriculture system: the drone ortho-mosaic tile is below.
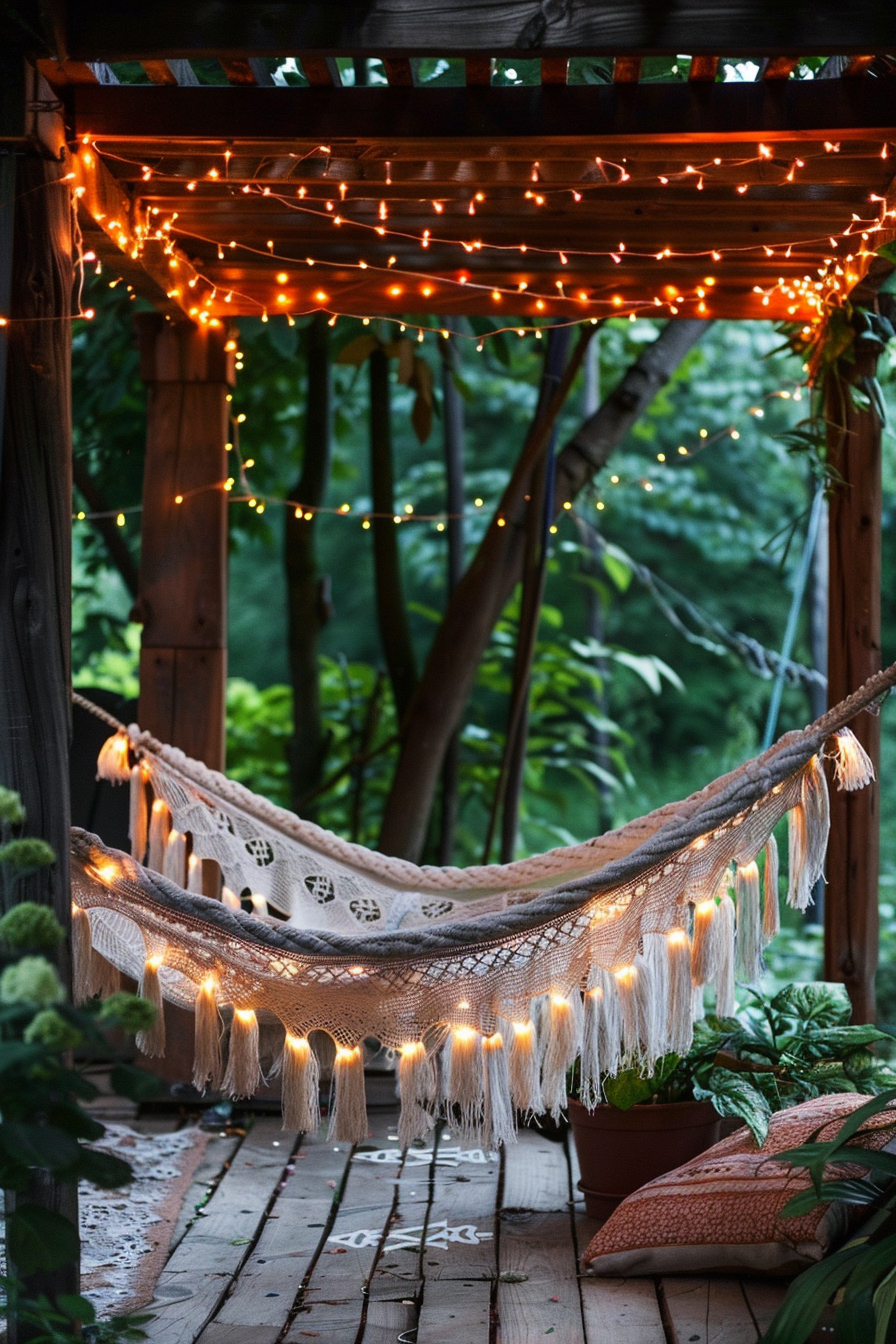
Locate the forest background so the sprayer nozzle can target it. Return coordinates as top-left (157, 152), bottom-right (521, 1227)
top-left (70, 265), bottom-right (896, 1017)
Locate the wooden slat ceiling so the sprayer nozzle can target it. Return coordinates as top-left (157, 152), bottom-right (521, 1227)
top-left (44, 53), bottom-right (896, 325)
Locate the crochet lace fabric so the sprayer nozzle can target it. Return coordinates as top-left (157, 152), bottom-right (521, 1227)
top-left (69, 664), bottom-right (894, 1145)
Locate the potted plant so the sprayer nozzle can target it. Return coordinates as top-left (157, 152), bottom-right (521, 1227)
top-left (568, 982), bottom-right (896, 1219)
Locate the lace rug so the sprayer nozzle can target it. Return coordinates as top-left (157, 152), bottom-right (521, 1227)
top-left (0, 1124), bottom-right (209, 1324)
top-left (81, 1124), bottom-right (209, 1318)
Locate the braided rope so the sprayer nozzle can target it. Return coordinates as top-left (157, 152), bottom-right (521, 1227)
top-left (72, 658), bottom-right (896, 962)
top-left (72, 659), bottom-right (896, 897)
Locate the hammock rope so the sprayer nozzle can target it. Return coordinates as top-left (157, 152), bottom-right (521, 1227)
top-left (70, 664), bottom-right (894, 1146)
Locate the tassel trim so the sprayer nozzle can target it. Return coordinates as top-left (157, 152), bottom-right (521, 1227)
top-left (136, 955), bottom-right (166, 1058)
top-left (97, 730), bottom-right (132, 783)
top-left (762, 836), bottom-right (780, 942)
top-left (282, 1034), bottom-right (321, 1133)
top-left (129, 765), bottom-right (148, 863)
top-left (193, 978), bottom-right (223, 1093)
top-left (223, 1008), bottom-right (263, 1098)
top-left (831, 726), bottom-right (875, 792)
top-left (397, 1041), bottom-right (436, 1148)
top-left (329, 1045), bottom-right (368, 1143)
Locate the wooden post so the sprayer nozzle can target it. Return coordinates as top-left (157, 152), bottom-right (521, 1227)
top-left (824, 330), bottom-right (882, 1023)
top-left (133, 315), bottom-right (232, 1086)
top-left (0, 143), bottom-right (78, 1331)
top-left (134, 315), bottom-right (233, 769)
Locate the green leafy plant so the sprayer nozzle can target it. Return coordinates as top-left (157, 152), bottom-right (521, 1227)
top-left (762, 1087), bottom-right (896, 1344)
top-left (571, 983), bottom-right (895, 1145)
top-left (0, 785), bottom-right (161, 1342)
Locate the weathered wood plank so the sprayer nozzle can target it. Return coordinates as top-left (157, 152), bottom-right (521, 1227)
top-left (581, 1278), bottom-right (666, 1344)
top-left (197, 1125), bottom-right (343, 1343)
top-left (142, 1118), bottom-right (290, 1344)
top-left (62, 2), bottom-right (896, 58)
top-left (497, 1210), bottom-right (586, 1344)
top-left (410, 1126), bottom-right (499, 1282)
top-left (417, 1276), bottom-right (491, 1343)
top-left (661, 1277), bottom-right (761, 1344)
top-left (295, 1109), bottom-right (425, 1338)
top-left (739, 1279), bottom-right (789, 1336)
top-left (502, 1127), bottom-right (569, 1212)
top-left (169, 1131), bottom-right (243, 1253)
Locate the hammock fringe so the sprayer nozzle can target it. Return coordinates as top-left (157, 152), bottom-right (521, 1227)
top-left (136, 953), bottom-right (166, 1058)
top-left (329, 1045), bottom-right (368, 1143)
top-left (193, 979), bottom-right (223, 1093)
top-left (224, 1009), bottom-right (263, 1099)
top-left (762, 835), bottom-right (780, 942)
top-left (282, 1035), bottom-right (321, 1134)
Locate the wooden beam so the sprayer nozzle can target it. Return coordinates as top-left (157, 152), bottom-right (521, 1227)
top-left (824, 320), bottom-right (885, 1023)
top-left (688, 55), bottom-right (719, 81)
top-left (382, 57), bottom-right (414, 86)
top-left (71, 145), bottom-right (198, 319)
top-left (69, 79), bottom-right (896, 144)
top-left (0, 128), bottom-right (79, 1335)
top-left (465, 56), bottom-right (492, 86)
top-left (762, 56), bottom-right (799, 79)
top-left (301, 55), bottom-right (342, 86)
top-left (60, 2), bottom-right (896, 59)
top-left (613, 56), bottom-right (641, 82)
top-left (540, 57), bottom-right (568, 85)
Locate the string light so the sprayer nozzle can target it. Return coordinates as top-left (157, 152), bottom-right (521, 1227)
top-left (70, 138), bottom-right (893, 335)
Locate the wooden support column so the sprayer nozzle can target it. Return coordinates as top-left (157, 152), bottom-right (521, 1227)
top-left (134, 315), bottom-right (233, 769)
top-left (133, 315), bottom-right (232, 1088)
top-left (824, 331), bottom-right (882, 1023)
top-left (0, 130), bottom-right (78, 1333)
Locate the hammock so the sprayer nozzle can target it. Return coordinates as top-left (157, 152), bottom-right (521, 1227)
top-left (70, 665), bottom-right (895, 1148)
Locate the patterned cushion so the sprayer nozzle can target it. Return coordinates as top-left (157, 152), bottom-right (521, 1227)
top-left (582, 1093), bottom-right (896, 1276)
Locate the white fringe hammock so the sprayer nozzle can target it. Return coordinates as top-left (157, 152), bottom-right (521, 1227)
top-left (70, 665), bottom-right (894, 1148)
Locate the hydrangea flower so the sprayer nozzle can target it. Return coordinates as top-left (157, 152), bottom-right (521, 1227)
top-left (99, 992), bottom-right (157, 1034)
top-left (23, 1008), bottom-right (83, 1052)
top-left (0, 838), bottom-right (56, 872)
top-left (0, 956), bottom-right (65, 1007)
top-left (0, 787), bottom-right (25, 826)
top-left (0, 902), bottom-right (65, 951)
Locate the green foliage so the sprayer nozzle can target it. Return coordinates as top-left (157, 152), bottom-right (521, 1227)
top-left (762, 1088), bottom-right (896, 1344)
top-left (578, 984), bottom-right (895, 1145)
top-left (0, 786), bottom-right (158, 1341)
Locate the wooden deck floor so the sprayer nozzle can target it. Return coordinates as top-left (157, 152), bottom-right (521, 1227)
top-left (99, 1091), bottom-right (790, 1344)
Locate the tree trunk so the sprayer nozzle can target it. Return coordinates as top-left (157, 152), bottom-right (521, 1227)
top-left (378, 319), bottom-right (709, 860)
top-left (286, 315), bottom-right (332, 816)
top-left (0, 149), bottom-right (79, 1339)
top-left (492, 324), bottom-right (571, 863)
top-left (437, 323), bottom-right (465, 863)
top-left (369, 344), bottom-right (418, 722)
top-left (824, 331), bottom-right (883, 1023)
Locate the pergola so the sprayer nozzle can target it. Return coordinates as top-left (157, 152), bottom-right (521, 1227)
top-left (2, 3), bottom-right (895, 1072)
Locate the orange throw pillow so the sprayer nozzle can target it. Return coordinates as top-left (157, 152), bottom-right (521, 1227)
top-left (582, 1093), bottom-right (896, 1276)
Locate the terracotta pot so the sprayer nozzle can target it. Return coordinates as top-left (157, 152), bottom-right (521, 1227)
top-left (567, 1095), bottom-right (721, 1220)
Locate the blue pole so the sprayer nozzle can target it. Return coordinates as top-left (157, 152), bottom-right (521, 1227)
top-left (762, 487), bottom-right (825, 750)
